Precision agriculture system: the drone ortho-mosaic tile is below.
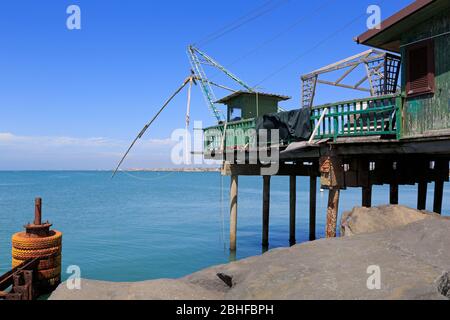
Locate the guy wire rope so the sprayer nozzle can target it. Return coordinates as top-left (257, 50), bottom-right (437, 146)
top-left (196, 0), bottom-right (290, 47)
top-left (195, 0), bottom-right (276, 46)
top-left (253, 0), bottom-right (388, 88)
top-left (205, 0), bottom-right (336, 83)
top-left (226, 0), bottom-right (337, 68)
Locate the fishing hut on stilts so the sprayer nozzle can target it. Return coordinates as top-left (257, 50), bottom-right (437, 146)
top-left (115, 0), bottom-right (450, 254)
top-left (203, 0), bottom-right (450, 251)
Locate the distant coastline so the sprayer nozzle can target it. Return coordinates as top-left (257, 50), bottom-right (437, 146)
top-left (0, 168), bottom-right (222, 172)
top-left (126, 167), bottom-right (221, 173)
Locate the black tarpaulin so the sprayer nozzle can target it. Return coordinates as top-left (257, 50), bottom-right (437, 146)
top-left (255, 108), bottom-right (312, 142)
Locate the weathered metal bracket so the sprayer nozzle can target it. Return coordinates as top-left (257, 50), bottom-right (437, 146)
top-left (0, 258), bottom-right (40, 301)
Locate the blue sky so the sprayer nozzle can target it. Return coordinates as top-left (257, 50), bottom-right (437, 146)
top-left (0, 0), bottom-right (412, 170)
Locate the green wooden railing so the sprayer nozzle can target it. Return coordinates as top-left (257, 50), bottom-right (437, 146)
top-left (310, 94), bottom-right (403, 141)
top-left (204, 118), bottom-right (257, 153)
top-left (203, 94), bottom-right (403, 153)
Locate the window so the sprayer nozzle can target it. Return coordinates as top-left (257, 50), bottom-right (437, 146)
top-left (229, 107), bottom-right (242, 122)
top-left (406, 40), bottom-right (435, 97)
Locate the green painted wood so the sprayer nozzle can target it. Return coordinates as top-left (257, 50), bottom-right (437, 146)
top-left (401, 7), bottom-right (450, 138)
top-left (310, 94), bottom-right (401, 141)
top-left (225, 94), bottom-right (280, 121)
top-left (204, 93), bottom-right (403, 152)
top-left (204, 118), bottom-right (257, 152)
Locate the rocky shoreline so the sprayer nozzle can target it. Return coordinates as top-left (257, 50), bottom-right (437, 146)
top-left (50, 206), bottom-right (450, 300)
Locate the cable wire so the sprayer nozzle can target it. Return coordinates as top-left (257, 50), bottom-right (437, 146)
top-left (205, 0), bottom-right (336, 83)
top-left (253, 0), bottom-right (387, 88)
top-left (195, 0), bottom-right (275, 46)
top-left (227, 0), bottom-right (337, 68)
top-left (220, 173), bottom-right (226, 251)
top-left (196, 0), bottom-right (291, 47)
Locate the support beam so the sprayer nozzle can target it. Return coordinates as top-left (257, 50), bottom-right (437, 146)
top-left (262, 176), bottom-right (271, 248)
top-left (362, 185), bottom-right (372, 208)
top-left (417, 181), bottom-right (428, 211)
top-left (326, 188), bottom-right (340, 238)
top-left (302, 49), bottom-right (384, 78)
top-left (229, 175), bottom-right (238, 252)
top-left (222, 163), bottom-right (317, 177)
top-left (433, 180), bottom-right (444, 215)
top-left (289, 176), bottom-right (296, 246)
top-left (390, 183), bottom-right (399, 205)
top-left (309, 176), bottom-right (317, 241)
top-left (316, 79), bottom-right (371, 92)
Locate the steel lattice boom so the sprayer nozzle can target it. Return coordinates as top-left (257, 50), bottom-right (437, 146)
top-left (188, 45), bottom-right (254, 122)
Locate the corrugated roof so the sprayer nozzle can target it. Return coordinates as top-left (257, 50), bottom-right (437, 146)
top-left (216, 91), bottom-right (291, 104)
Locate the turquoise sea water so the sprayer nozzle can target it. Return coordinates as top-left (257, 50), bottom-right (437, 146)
top-left (0, 171), bottom-right (448, 282)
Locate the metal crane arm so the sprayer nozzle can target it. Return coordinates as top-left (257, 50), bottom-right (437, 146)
top-left (188, 45), bottom-right (254, 122)
top-left (188, 47), bottom-right (223, 122)
top-left (189, 46), bottom-right (254, 92)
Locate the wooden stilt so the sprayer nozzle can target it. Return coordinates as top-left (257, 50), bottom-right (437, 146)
top-left (289, 176), bottom-right (296, 246)
top-left (362, 185), bottom-right (372, 208)
top-left (229, 250), bottom-right (236, 262)
top-left (390, 183), bottom-right (398, 205)
top-left (433, 179), bottom-right (444, 214)
top-left (417, 181), bottom-right (428, 211)
top-left (262, 176), bottom-right (271, 248)
top-left (229, 175), bottom-right (238, 252)
top-left (309, 176), bottom-right (317, 241)
top-left (326, 188), bottom-right (340, 238)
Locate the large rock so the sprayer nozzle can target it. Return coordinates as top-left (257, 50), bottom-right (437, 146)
top-left (50, 217), bottom-right (450, 300)
top-left (49, 278), bottom-right (224, 300)
top-left (340, 205), bottom-right (438, 237)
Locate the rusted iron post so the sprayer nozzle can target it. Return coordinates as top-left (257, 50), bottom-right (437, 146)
top-left (262, 176), bottom-right (271, 248)
top-left (26, 198), bottom-right (51, 237)
top-left (34, 198), bottom-right (42, 226)
top-left (229, 175), bottom-right (238, 252)
top-left (309, 176), bottom-right (317, 241)
top-left (289, 176), bottom-right (296, 246)
top-left (433, 179), bottom-right (444, 214)
top-left (326, 188), bottom-right (340, 238)
top-left (390, 183), bottom-right (399, 205)
top-left (417, 181), bottom-right (428, 210)
top-left (362, 185), bottom-right (372, 208)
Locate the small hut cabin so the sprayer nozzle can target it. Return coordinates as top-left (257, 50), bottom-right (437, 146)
top-left (217, 91), bottom-right (290, 123)
top-left (204, 91), bottom-right (290, 153)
